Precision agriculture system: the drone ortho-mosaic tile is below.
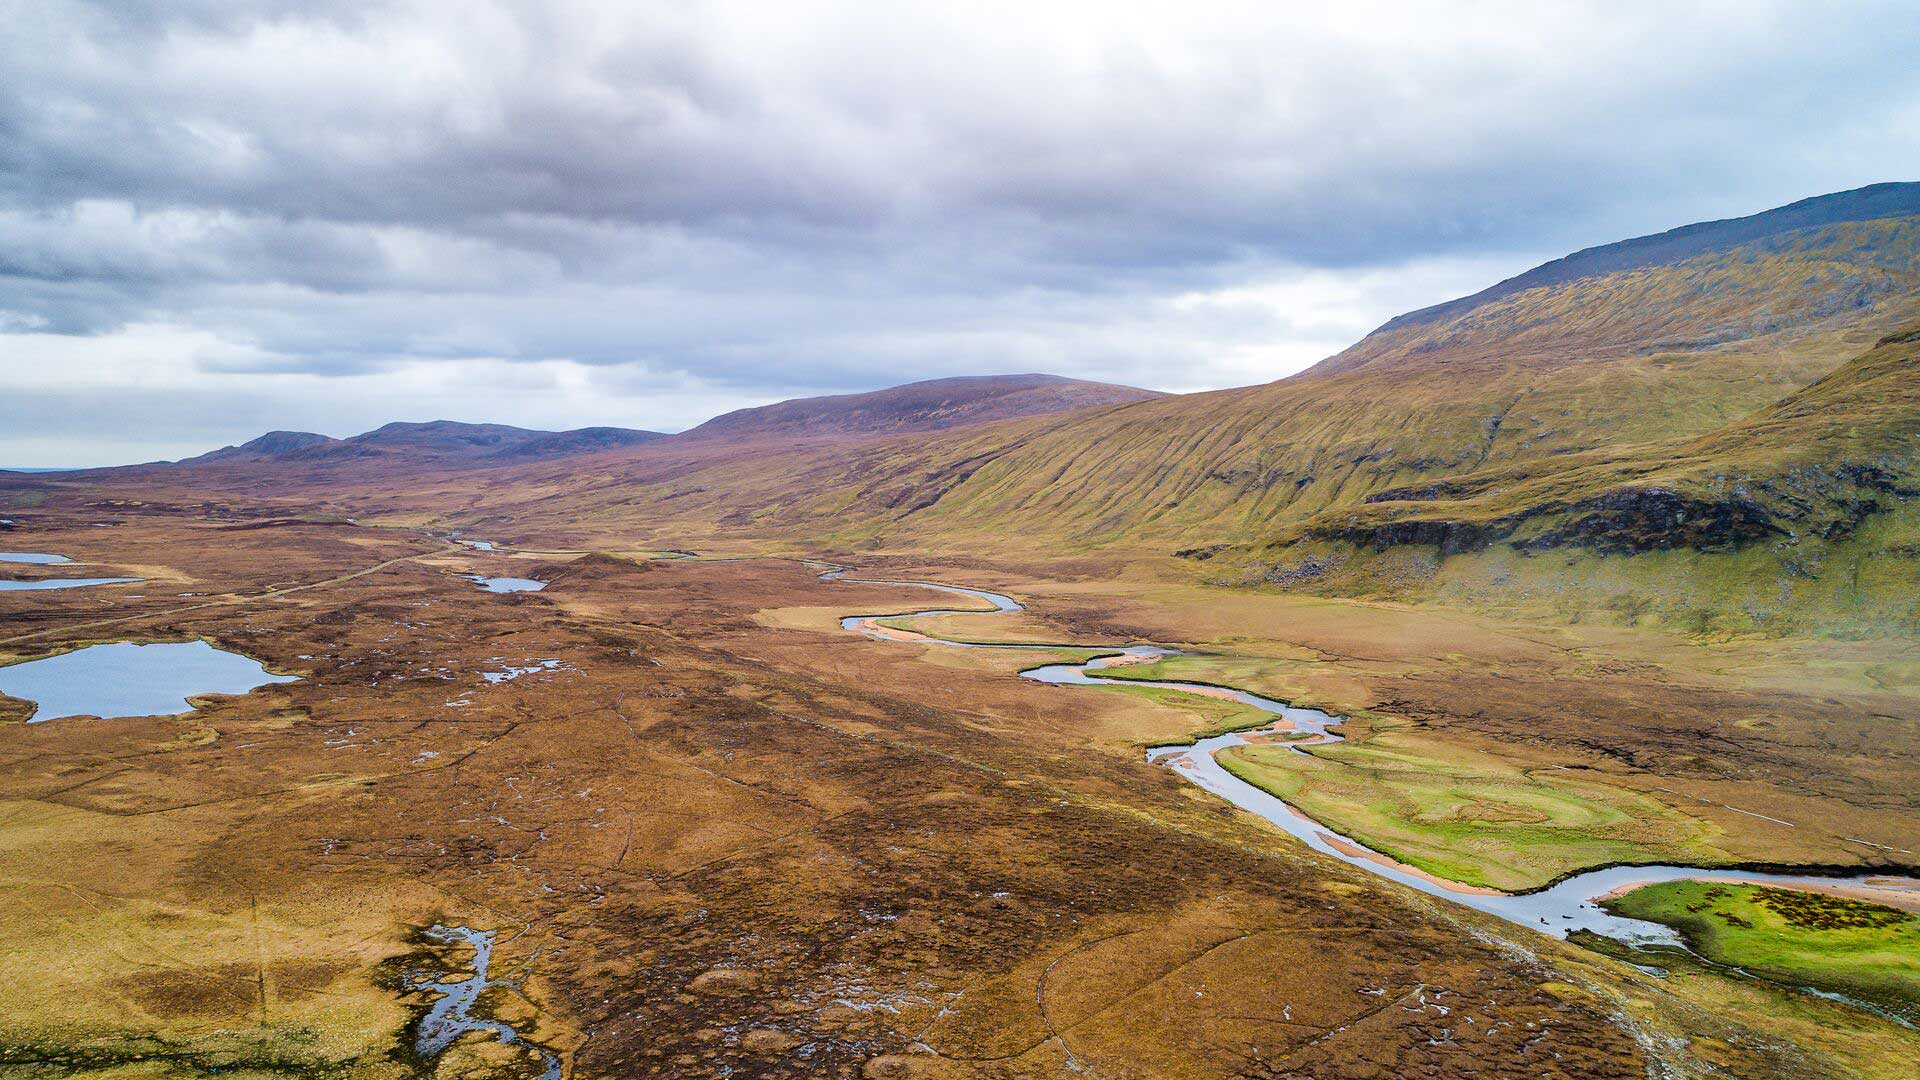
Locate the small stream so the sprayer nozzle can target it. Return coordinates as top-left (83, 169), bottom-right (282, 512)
top-left (824, 568), bottom-right (1915, 947)
top-left (407, 925), bottom-right (561, 1079)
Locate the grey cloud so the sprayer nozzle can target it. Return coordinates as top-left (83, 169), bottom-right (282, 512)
top-left (10, 4), bottom-right (1915, 256)
top-left (2, 1), bottom-right (1919, 464)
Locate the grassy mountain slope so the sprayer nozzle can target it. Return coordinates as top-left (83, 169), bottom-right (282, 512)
top-left (683, 373), bottom-right (1165, 440)
top-left (1229, 325), bottom-right (1920, 634)
top-left (1354, 180), bottom-right (1920, 346)
top-left (1303, 325), bottom-right (1920, 556)
top-left (396, 194), bottom-right (1919, 587)
top-left (879, 214), bottom-right (1920, 549)
top-left (112, 186), bottom-right (1920, 632)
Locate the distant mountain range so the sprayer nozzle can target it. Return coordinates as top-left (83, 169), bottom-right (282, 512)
top-left (397, 182), bottom-right (1918, 632)
top-left (94, 182), bottom-right (1920, 632)
top-left (173, 374), bottom-right (1163, 468)
top-left (180, 421), bottom-right (670, 468)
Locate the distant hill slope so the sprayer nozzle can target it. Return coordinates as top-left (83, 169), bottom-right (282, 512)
top-left (182, 430), bottom-right (338, 463)
top-left (291, 421), bottom-right (556, 461)
top-left (682, 374), bottom-right (1165, 440)
top-left (177, 421), bottom-right (667, 469)
top-left (122, 184), bottom-right (1920, 632)
top-left (494, 426), bottom-right (666, 460)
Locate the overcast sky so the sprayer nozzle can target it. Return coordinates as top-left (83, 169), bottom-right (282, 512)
top-left (3, 1), bottom-right (1918, 465)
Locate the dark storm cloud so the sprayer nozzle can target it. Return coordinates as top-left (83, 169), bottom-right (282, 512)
top-left (3, 1), bottom-right (1919, 464)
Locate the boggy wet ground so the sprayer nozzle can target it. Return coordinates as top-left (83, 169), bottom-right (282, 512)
top-left (0, 488), bottom-right (1913, 1077)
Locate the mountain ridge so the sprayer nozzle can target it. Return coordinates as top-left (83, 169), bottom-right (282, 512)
top-left (174, 420), bottom-right (668, 469)
top-left (682, 373), bottom-right (1166, 440)
top-left (183, 430), bottom-right (337, 463)
top-left (96, 183), bottom-right (1920, 633)
top-left (1355, 181), bottom-right (1920, 343)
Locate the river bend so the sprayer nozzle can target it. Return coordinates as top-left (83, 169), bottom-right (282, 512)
top-left (824, 568), bottom-right (1914, 948)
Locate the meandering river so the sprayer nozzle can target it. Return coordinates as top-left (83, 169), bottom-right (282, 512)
top-left (825, 568), bottom-right (1916, 948)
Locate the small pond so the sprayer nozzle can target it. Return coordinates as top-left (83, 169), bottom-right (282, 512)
top-left (0, 577), bottom-right (143, 592)
top-left (0, 641), bottom-right (298, 722)
top-left (0, 552), bottom-right (72, 564)
top-left (0, 551), bottom-right (142, 591)
top-left (466, 575), bottom-right (547, 593)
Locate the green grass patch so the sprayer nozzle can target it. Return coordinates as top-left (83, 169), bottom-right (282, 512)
top-left (868, 614), bottom-right (1099, 652)
top-left (1093, 654), bottom-right (1309, 699)
top-left (1216, 735), bottom-right (1728, 891)
top-left (1603, 881), bottom-right (1920, 1024)
top-left (1097, 682), bottom-right (1279, 743)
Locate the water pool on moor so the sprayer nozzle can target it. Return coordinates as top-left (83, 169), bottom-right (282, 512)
top-left (465, 574), bottom-right (547, 593)
top-left (0, 640), bottom-right (298, 722)
top-left (0, 550), bottom-right (143, 590)
top-left (0, 576), bottom-right (144, 591)
top-left (406, 925), bottom-right (561, 1079)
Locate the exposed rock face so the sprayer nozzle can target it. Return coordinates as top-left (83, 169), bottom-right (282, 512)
top-left (1315, 465), bottom-right (1919, 558)
top-left (1316, 480), bottom-right (1912, 558)
top-left (1318, 516), bottom-right (1517, 556)
top-left (1516, 488), bottom-right (1784, 554)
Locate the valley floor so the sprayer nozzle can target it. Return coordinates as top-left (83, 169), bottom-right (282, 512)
top-left (2, 484), bottom-right (1918, 1078)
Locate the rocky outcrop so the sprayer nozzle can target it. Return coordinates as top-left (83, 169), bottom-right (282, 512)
top-left (1316, 516), bottom-right (1518, 556)
top-left (1515, 488), bottom-right (1784, 554)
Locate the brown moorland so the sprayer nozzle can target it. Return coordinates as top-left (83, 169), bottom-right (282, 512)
top-left (5, 185), bottom-right (1920, 1078)
top-left (3, 483), bottom-right (1918, 1077)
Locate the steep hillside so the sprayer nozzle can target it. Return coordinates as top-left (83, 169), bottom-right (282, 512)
top-left (378, 191), bottom-right (1920, 572)
top-left (682, 374), bottom-right (1165, 440)
top-left (1350, 181), bottom-right (1920, 348)
top-left (95, 185), bottom-right (1920, 635)
top-left (824, 198), bottom-right (1920, 549)
top-left (1315, 211), bottom-right (1920, 379)
top-left (1300, 324), bottom-right (1920, 556)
